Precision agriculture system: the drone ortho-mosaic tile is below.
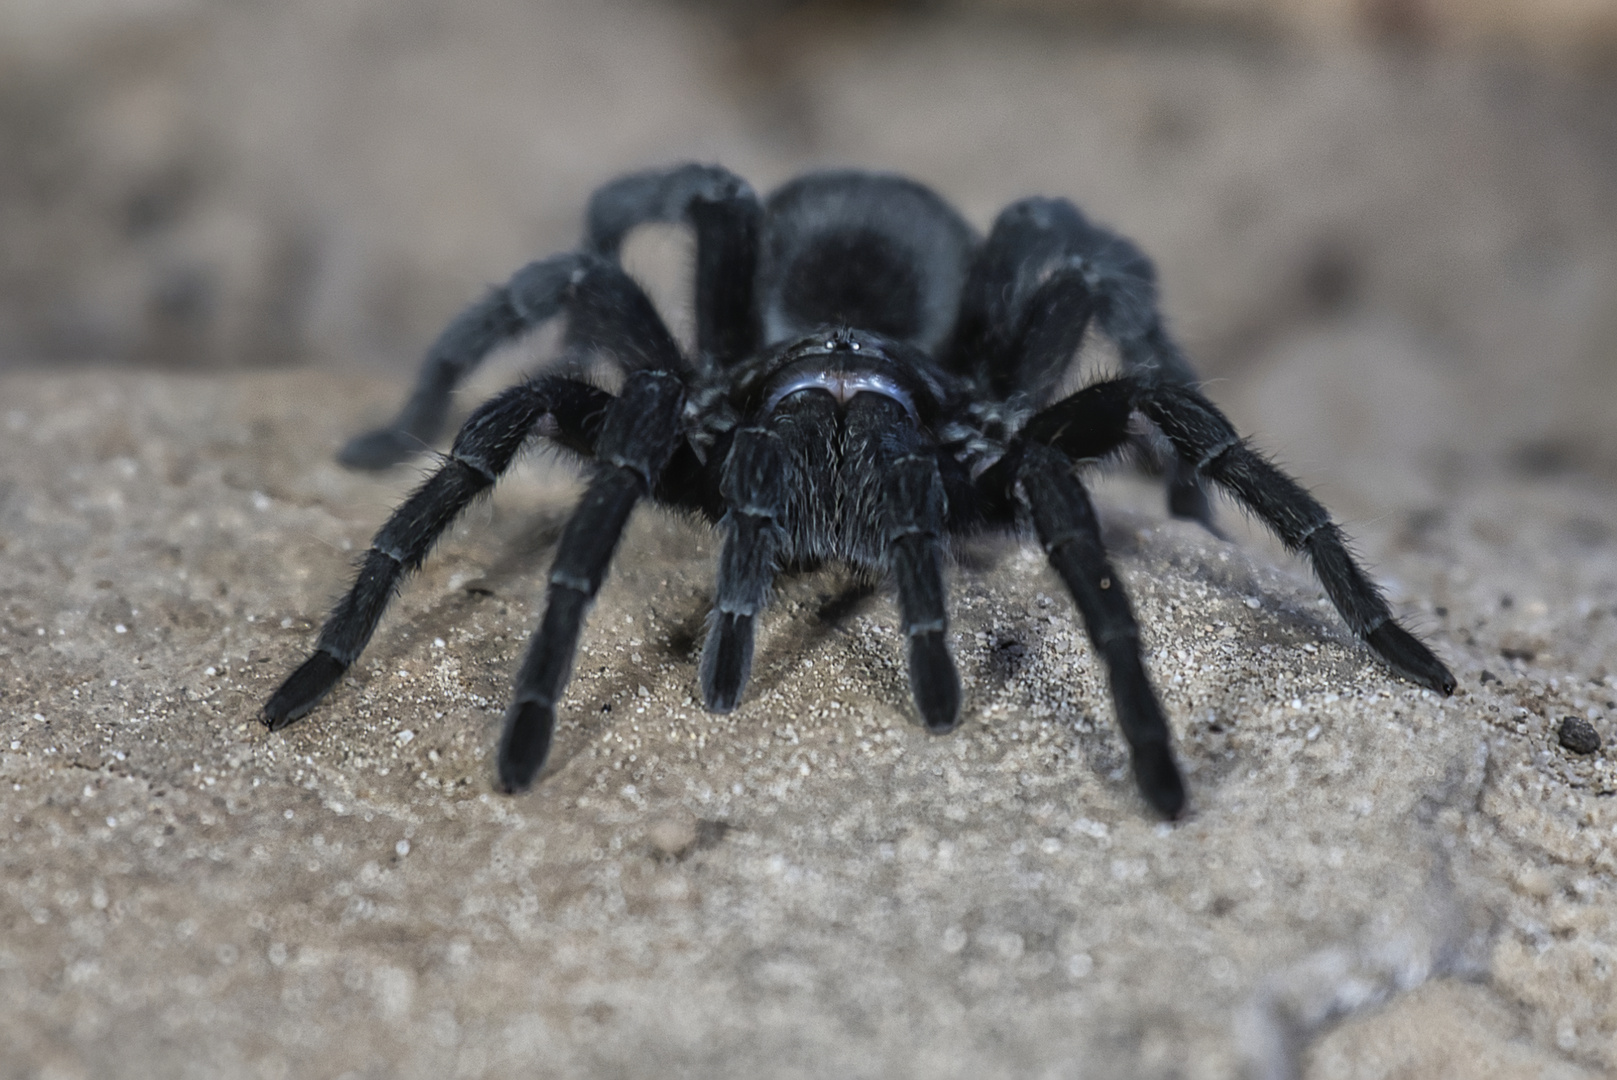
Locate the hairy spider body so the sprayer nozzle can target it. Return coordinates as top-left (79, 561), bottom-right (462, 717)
top-left (264, 164), bottom-right (1455, 818)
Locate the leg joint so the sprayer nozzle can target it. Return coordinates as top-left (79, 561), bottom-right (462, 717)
top-left (1294, 518), bottom-right (1328, 547)
top-left (448, 450), bottom-right (497, 484)
top-left (1195, 434), bottom-right (1240, 475)
top-left (372, 543), bottom-right (406, 565)
top-left (548, 572), bottom-right (594, 595)
top-left (1095, 626), bottom-right (1141, 648)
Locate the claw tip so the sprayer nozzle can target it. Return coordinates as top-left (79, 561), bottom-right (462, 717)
top-left (498, 699), bottom-right (556, 793)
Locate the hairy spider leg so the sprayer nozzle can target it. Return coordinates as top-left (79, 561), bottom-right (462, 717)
top-left (698, 388), bottom-right (841, 712)
top-left (826, 391), bottom-right (963, 731)
top-left (584, 163), bottom-right (761, 368)
top-left (499, 370), bottom-right (688, 792)
top-left (880, 441), bottom-right (961, 732)
top-left (1046, 207), bottom-right (1217, 528)
top-left (701, 426), bottom-right (790, 711)
top-left (263, 376), bottom-right (613, 728)
top-left (979, 378), bottom-right (1183, 812)
top-left (1017, 443), bottom-right (1186, 818)
top-left (341, 166), bottom-right (759, 470)
top-left (949, 197), bottom-right (1217, 529)
top-left (1019, 377), bottom-right (1137, 460)
top-left (1009, 258), bottom-right (1106, 403)
top-left (1138, 381), bottom-right (1456, 695)
top-left (947, 197), bottom-right (1097, 400)
top-left (340, 252), bottom-right (654, 469)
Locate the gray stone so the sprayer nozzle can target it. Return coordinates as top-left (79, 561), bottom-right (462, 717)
top-left (1558, 716), bottom-right (1601, 756)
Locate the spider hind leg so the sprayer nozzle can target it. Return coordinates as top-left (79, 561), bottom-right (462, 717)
top-left (585, 163), bottom-right (761, 368)
top-left (949, 197), bottom-right (1219, 533)
top-left (339, 253), bottom-right (666, 470)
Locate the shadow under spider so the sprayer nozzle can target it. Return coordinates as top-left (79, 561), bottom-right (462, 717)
top-left (350, 501), bottom-right (575, 675)
top-left (735, 571), bottom-right (884, 701)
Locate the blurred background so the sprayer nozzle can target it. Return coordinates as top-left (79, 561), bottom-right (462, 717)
top-left (2, 0), bottom-right (1615, 498)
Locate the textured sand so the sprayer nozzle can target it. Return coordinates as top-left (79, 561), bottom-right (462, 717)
top-left (2, 363), bottom-right (1612, 1078)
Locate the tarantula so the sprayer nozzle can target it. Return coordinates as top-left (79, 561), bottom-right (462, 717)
top-left (264, 164), bottom-right (1454, 818)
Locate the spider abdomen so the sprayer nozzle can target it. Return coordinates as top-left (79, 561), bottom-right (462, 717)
top-left (759, 171), bottom-right (976, 352)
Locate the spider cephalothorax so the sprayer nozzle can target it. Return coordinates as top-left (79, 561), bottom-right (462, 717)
top-left (264, 164), bottom-right (1454, 818)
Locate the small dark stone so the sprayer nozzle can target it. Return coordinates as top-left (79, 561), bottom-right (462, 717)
top-left (1479, 670), bottom-right (1499, 684)
top-left (1558, 716), bottom-right (1601, 755)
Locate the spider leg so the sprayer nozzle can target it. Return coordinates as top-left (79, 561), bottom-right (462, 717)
top-left (700, 427), bottom-right (789, 711)
top-left (584, 163), bottom-right (761, 367)
top-left (1056, 218), bottom-right (1216, 529)
top-left (499, 370), bottom-right (688, 792)
top-left (883, 448), bottom-right (961, 732)
top-left (264, 376), bottom-right (613, 729)
top-left (967, 377), bottom-right (1140, 527)
top-left (340, 253), bottom-right (680, 469)
top-left (948, 198), bottom-right (1215, 529)
top-left (1017, 442), bottom-right (1186, 818)
top-left (1139, 382), bottom-right (1456, 695)
top-left (948, 198), bottom-right (1099, 400)
top-left (840, 393), bottom-right (963, 730)
top-left (1020, 376), bottom-right (1137, 461)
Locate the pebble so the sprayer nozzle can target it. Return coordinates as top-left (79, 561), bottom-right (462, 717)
top-left (648, 815), bottom-right (698, 858)
top-left (1557, 716), bottom-right (1600, 755)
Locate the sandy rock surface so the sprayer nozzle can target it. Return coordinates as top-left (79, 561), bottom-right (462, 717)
top-left (1, 365), bottom-right (1612, 1079)
top-left (3, 0), bottom-right (1617, 1077)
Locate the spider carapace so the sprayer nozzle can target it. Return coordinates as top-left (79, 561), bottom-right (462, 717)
top-left (264, 165), bottom-right (1455, 818)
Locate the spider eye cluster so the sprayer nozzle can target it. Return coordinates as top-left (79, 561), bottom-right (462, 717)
top-left (799, 328), bottom-right (872, 355)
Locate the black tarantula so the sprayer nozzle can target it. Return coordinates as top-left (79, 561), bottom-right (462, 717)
top-left (264, 164), bottom-right (1455, 818)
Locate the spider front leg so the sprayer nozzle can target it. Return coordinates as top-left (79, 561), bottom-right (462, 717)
top-left (701, 427), bottom-right (789, 712)
top-left (884, 450), bottom-right (962, 731)
top-left (1140, 382), bottom-right (1456, 695)
top-left (498, 370), bottom-right (687, 791)
top-left (1017, 443), bottom-right (1185, 818)
top-left (849, 394), bottom-right (963, 732)
top-left (264, 376), bottom-right (614, 728)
